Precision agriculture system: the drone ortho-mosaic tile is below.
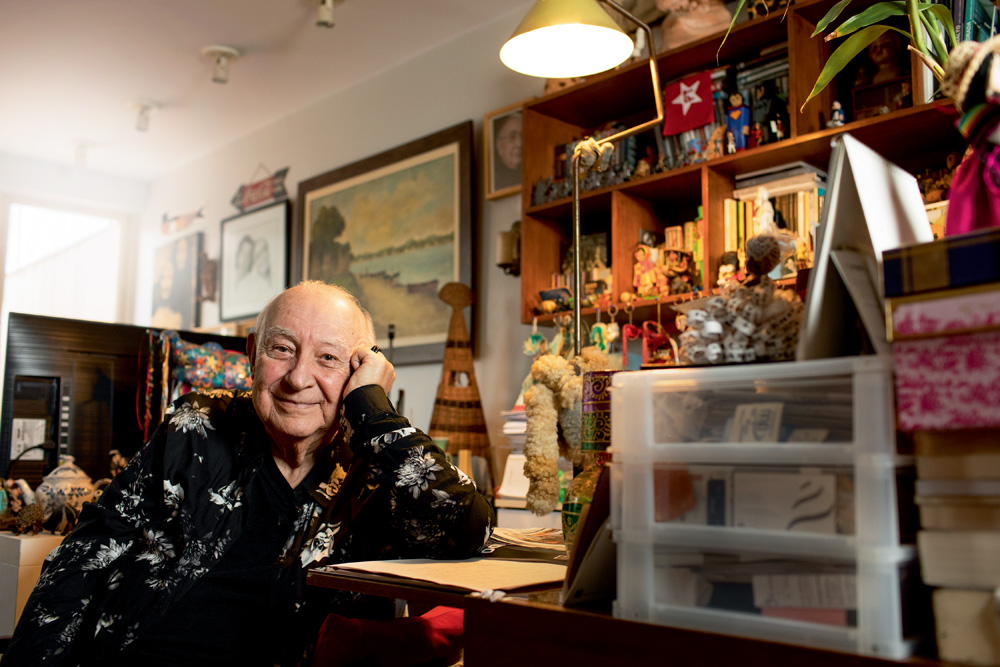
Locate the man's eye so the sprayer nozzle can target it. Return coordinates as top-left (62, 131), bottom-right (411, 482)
top-left (320, 354), bottom-right (336, 363)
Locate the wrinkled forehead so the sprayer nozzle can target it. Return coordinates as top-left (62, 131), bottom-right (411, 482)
top-left (264, 290), bottom-right (369, 347)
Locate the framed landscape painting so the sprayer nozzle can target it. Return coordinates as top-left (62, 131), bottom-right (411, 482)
top-left (293, 121), bottom-right (473, 365)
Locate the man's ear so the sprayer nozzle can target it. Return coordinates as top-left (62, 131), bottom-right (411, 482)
top-left (246, 333), bottom-right (257, 375)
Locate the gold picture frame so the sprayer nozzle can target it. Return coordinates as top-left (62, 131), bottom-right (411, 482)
top-left (484, 99), bottom-right (532, 200)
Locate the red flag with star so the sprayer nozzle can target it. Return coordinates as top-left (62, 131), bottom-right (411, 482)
top-left (662, 70), bottom-right (715, 136)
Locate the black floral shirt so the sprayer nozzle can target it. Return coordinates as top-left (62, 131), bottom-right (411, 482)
top-left (3, 386), bottom-right (494, 666)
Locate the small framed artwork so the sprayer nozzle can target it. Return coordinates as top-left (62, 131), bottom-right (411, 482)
top-left (484, 100), bottom-right (529, 200)
top-left (151, 232), bottom-right (203, 330)
top-left (294, 121), bottom-right (473, 365)
top-left (220, 200), bottom-right (290, 322)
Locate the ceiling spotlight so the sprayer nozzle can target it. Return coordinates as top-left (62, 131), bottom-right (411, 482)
top-left (317, 0), bottom-right (334, 27)
top-left (131, 100), bottom-right (160, 132)
top-left (202, 45), bottom-right (241, 84)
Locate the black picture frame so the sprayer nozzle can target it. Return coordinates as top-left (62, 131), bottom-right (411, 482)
top-left (293, 121), bottom-right (474, 365)
top-left (219, 200), bottom-right (290, 322)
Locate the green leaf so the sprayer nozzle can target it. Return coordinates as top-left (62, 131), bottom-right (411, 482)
top-left (829, 1), bottom-right (907, 38)
top-left (800, 24), bottom-right (891, 112)
top-left (922, 3), bottom-right (957, 50)
top-left (717, 0), bottom-right (748, 62)
top-left (812, 0), bottom-right (855, 37)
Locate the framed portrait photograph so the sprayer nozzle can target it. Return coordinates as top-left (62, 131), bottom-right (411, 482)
top-left (151, 232), bottom-right (203, 330)
top-left (293, 121), bottom-right (473, 365)
top-left (220, 200), bottom-right (290, 322)
top-left (484, 100), bottom-right (528, 200)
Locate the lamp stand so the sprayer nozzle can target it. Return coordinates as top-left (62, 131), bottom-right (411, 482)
top-left (570, 0), bottom-right (664, 355)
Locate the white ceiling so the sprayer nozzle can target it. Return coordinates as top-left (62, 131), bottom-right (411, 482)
top-left (0, 0), bottom-right (528, 182)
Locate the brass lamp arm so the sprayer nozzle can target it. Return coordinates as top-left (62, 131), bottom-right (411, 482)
top-left (570, 0), bottom-right (664, 355)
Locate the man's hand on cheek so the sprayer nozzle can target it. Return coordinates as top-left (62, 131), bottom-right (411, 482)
top-left (343, 345), bottom-right (396, 398)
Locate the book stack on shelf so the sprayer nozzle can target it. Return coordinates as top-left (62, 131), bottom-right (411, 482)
top-left (722, 161), bottom-right (826, 273)
top-left (882, 227), bottom-right (1000, 665)
top-left (911, 430), bottom-right (1000, 666)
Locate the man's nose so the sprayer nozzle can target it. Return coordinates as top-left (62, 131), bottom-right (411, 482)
top-left (284, 356), bottom-right (314, 389)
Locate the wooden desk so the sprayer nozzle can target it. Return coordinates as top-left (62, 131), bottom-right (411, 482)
top-left (307, 569), bottom-right (954, 667)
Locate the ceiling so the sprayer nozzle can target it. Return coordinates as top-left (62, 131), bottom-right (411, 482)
top-left (0, 0), bottom-right (528, 181)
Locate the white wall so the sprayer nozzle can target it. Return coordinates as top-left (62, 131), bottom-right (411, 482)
top-left (136, 7), bottom-right (539, 444)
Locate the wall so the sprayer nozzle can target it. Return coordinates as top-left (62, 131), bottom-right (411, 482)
top-left (136, 6), bottom-right (540, 450)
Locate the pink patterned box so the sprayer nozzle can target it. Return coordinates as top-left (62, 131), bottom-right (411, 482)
top-left (889, 287), bottom-right (1000, 340)
top-left (894, 330), bottom-right (1000, 431)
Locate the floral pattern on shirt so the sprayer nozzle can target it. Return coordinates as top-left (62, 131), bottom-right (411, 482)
top-left (4, 387), bottom-right (493, 667)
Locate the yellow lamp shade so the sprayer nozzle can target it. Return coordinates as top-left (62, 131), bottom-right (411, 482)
top-left (500, 0), bottom-right (634, 79)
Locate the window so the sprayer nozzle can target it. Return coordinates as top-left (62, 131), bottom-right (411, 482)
top-left (3, 203), bottom-right (122, 322)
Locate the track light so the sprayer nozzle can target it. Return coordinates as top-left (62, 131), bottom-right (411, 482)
top-left (132, 100), bottom-right (160, 132)
top-left (202, 45), bottom-right (241, 84)
top-left (317, 0), bottom-right (334, 27)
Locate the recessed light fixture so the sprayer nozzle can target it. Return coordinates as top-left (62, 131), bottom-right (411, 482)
top-left (201, 45), bottom-right (241, 84)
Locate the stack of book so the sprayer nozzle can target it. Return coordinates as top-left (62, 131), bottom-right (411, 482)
top-left (913, 429), bottom-right (1000, 666)
top-left (883, 227), bottom-right (1000, 665)
top-left (722, 161), bottom-right (826, 259)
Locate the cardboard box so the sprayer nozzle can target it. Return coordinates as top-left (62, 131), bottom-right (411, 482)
top-left (0, 532), bottom-right (64, 636)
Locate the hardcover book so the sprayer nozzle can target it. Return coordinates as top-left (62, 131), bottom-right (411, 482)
top-left (882, 226), bottom-right (1000, 299)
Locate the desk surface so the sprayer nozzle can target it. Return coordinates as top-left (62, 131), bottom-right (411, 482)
top-left (308, 568), bottom-right (955, 667)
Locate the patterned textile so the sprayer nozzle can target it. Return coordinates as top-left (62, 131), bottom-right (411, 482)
top-left (894, 330), bottom-right (1000, 431)
top-left (3, 387), bottom-right (494, 666)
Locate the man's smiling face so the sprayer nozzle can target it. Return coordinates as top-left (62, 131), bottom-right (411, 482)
top-left (248, 287), bottom-right (367, 452)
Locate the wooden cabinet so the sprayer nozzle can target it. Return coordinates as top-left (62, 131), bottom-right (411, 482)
top-left (518, 0), bottom-right (965, 325)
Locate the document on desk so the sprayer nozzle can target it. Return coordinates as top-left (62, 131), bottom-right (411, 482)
top-left (323, 557), bottom-right (567, 594)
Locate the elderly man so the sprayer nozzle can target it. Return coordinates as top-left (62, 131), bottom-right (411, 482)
top-left (3, 281), bottom-right (494, 666)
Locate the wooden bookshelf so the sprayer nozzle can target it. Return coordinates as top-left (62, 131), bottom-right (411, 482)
top-left (518, 0), bottom-right (964, 325)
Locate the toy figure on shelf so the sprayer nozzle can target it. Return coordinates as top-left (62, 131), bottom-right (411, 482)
top-left (827, 100), bottom-right (845, 127)
top-left (726, 92), bottom-right (750, 151)
top-left (751, 81), bottom-right (788, 145)
top-left (664, 249), bottom-right (695, 294)
top-left (717, 250), bottom-right (741, 286)
top-left (749, 122), bottom-right (764, 148)
top-left (726, 131), bottom-right (737, 154)
top-left (633, 244), bottom-right (668, 298)
top-left (703, 124), bottom-right (727, 160)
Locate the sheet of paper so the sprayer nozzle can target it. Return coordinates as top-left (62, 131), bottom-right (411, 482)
top-left (326, 557), bottom-right (566, 593)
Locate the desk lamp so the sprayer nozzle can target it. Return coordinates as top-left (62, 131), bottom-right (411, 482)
top-left (501, 0), bottom-right (664, 355)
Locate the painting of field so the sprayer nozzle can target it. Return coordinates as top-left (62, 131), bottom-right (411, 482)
top-left (303, 145), bottom-right (460, 349)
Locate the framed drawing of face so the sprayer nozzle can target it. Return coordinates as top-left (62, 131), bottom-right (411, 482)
top-left (293, 121), bottom-right (473, 365)
top-left (219, 200), bottom-right (290, 322)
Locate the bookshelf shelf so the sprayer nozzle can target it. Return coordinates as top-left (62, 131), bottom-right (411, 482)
top-left (517, 0), bottom-right (965, 325)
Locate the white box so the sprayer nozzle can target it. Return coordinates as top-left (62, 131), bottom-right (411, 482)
top-left (0, 532), bottom-right (64, 636)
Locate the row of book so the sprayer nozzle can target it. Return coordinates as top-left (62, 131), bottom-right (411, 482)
top-left (942, 0), bottom-right (998, 44)
top-left (721, 162), bottom-right (826, 261)
top-left (884, 227), bottom-right (1000, 665)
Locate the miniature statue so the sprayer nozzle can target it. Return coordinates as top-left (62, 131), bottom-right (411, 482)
top-left (827, 100), bottom-right (845, 127)
top-left (751, 81), bottom-right (788, 144)
top-left (717, 250), bottom-right (740, 286)
top-left (726, 130), bottom-right (737, 154)
top-left (749, 122), bottom-right (765, 148)
top-left (633, 244), bottom-right (668, 297)
top-left (656, 0), bottom-right (733, 52)
top-left (726, 92), bottom-right (750, 151)
top-left (664, 249), bottom-right (695, 294)
top-left (704, 124), bottom-right (727, 160)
